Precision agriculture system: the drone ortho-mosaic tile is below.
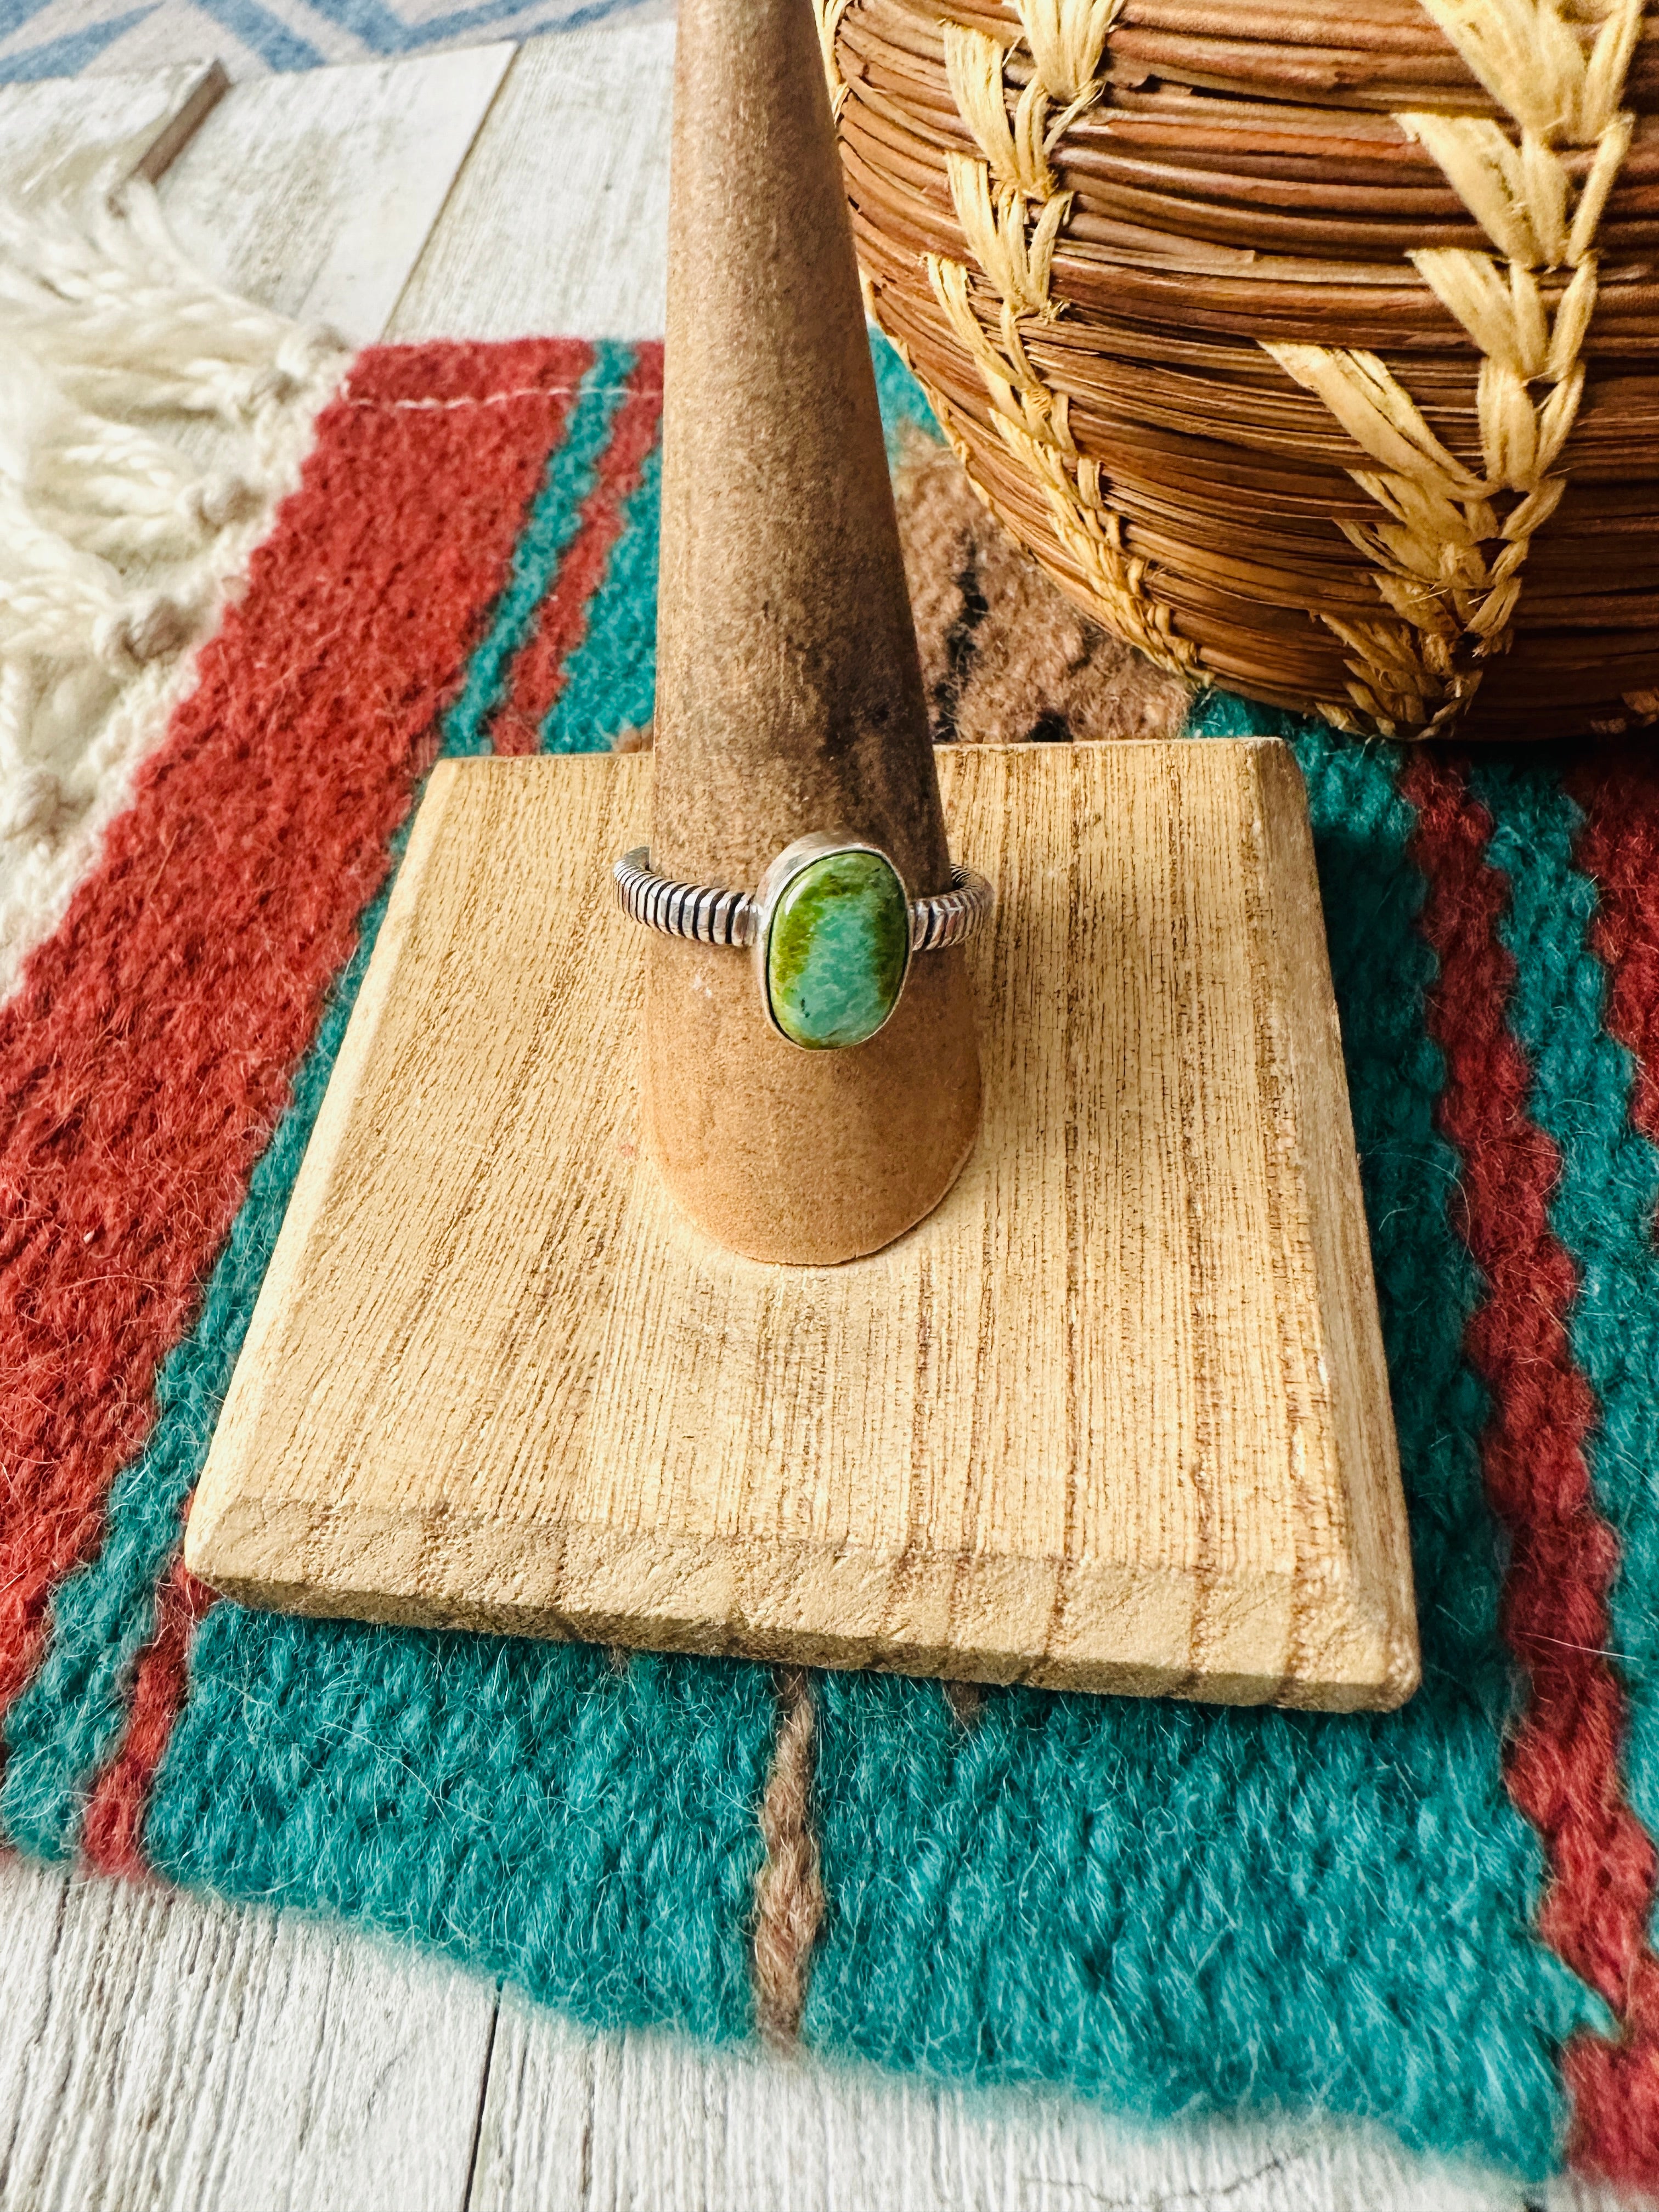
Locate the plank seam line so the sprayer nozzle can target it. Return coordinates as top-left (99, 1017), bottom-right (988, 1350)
top-left (383, 41), bottom-right (521, 340)
top-left (460, 1985), bottom-right (502, 2211)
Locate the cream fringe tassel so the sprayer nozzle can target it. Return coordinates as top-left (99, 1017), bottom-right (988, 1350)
top-left (0, 176), bottom-right (348, 1005)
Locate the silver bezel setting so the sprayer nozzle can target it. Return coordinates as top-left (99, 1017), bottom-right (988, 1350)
top-left (613, 839), bottom-right (993, 1054)
top-left (750, 834), bottom-right (913, 1051)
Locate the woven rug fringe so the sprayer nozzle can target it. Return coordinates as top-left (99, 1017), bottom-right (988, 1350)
top-left (0, 177), bottom-right (346, 1001)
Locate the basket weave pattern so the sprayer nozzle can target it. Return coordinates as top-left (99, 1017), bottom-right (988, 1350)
top-left (823, 0), bottom-right (1657, 740)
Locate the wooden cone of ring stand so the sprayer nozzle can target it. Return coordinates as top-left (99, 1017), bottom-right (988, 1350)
top-left (184, 0), bottom-right (1420, 1709)
top-left (646, 0), bottom-right (980, 1265)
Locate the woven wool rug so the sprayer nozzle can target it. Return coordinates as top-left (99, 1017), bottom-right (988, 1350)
top-left (4, 194), bottom-right (1659, 2201)
top-left (0, 0), bottom-right (664, 88)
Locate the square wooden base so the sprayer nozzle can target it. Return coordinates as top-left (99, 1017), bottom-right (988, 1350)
top-left (186, 742), bottom-right (1418, 1709)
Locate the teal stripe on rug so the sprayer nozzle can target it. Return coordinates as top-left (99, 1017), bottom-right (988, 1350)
top-left (1473, 760), bottom-right (1659, 1951)
top-left (148, 1614), bottom-right (773, 2044)
top-left (443, 340), bottom-right (633, 758)
top-left (541, 432), bottom-right (660, 753)
top-left (870, 328), bottom-right (943, 463)
top-left (803, 707), bottom-right (1598, 2181)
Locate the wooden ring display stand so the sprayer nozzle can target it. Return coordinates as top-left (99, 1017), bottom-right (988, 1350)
top-left (185, 0), bottom-right (1420, 1711)
top-left (644, 0), bottom-right (981, 1263)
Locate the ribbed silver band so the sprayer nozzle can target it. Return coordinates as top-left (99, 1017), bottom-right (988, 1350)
top-left (613, 849), bottom-right (758, 945)
top-left (613, 848), bottom-right (991, 952)
top-left (907, 869), bottom-right (990, 952)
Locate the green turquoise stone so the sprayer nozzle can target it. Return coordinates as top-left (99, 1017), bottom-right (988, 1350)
top-left (765, 849), bottom-right (909, 1049)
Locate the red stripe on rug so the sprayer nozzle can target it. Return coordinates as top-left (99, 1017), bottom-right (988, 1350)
top-left (1569, 749), bottom-right (1659, 1158)
top-left (81, 1549), bottom-right (214, 1881)
top-left (489, 343), bottom-right (663, 754)
top-left (1558, 748), bottom-right (1659, 2177)
top-left (0, 338), bottom-right (591, 1743)
top-left (1402, 750), bottom-right (1659, 2188)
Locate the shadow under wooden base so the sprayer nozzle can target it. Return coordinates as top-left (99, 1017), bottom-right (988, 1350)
top-left (185, 743), bottom-right (1418, 1710)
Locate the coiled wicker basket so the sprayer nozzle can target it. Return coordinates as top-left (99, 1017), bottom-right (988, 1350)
top-left (822, 0), bottom-right (1659, 740)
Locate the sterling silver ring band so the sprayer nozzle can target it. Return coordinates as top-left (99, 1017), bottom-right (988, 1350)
top-left (612, 848), bottom-right (991, 953)
top-left (613, 833), bottom-right (992, 1051)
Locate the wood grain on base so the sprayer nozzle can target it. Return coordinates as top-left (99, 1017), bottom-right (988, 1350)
top-left (185, 743), bottom-right (1418, 1711)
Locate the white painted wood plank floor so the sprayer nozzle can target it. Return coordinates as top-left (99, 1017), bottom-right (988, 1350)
top-left (159, 42), bottom-right (517, 340)
top-left (0, 32), bottom-right (1635, 2212)
top-left (0, 55), bottom-right (224, 196)
top-left (4, 1853), bottom-right (1589, 2212)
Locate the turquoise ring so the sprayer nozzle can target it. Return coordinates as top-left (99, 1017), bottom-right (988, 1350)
top-left (613, 834), bottom-right (991, 1051)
